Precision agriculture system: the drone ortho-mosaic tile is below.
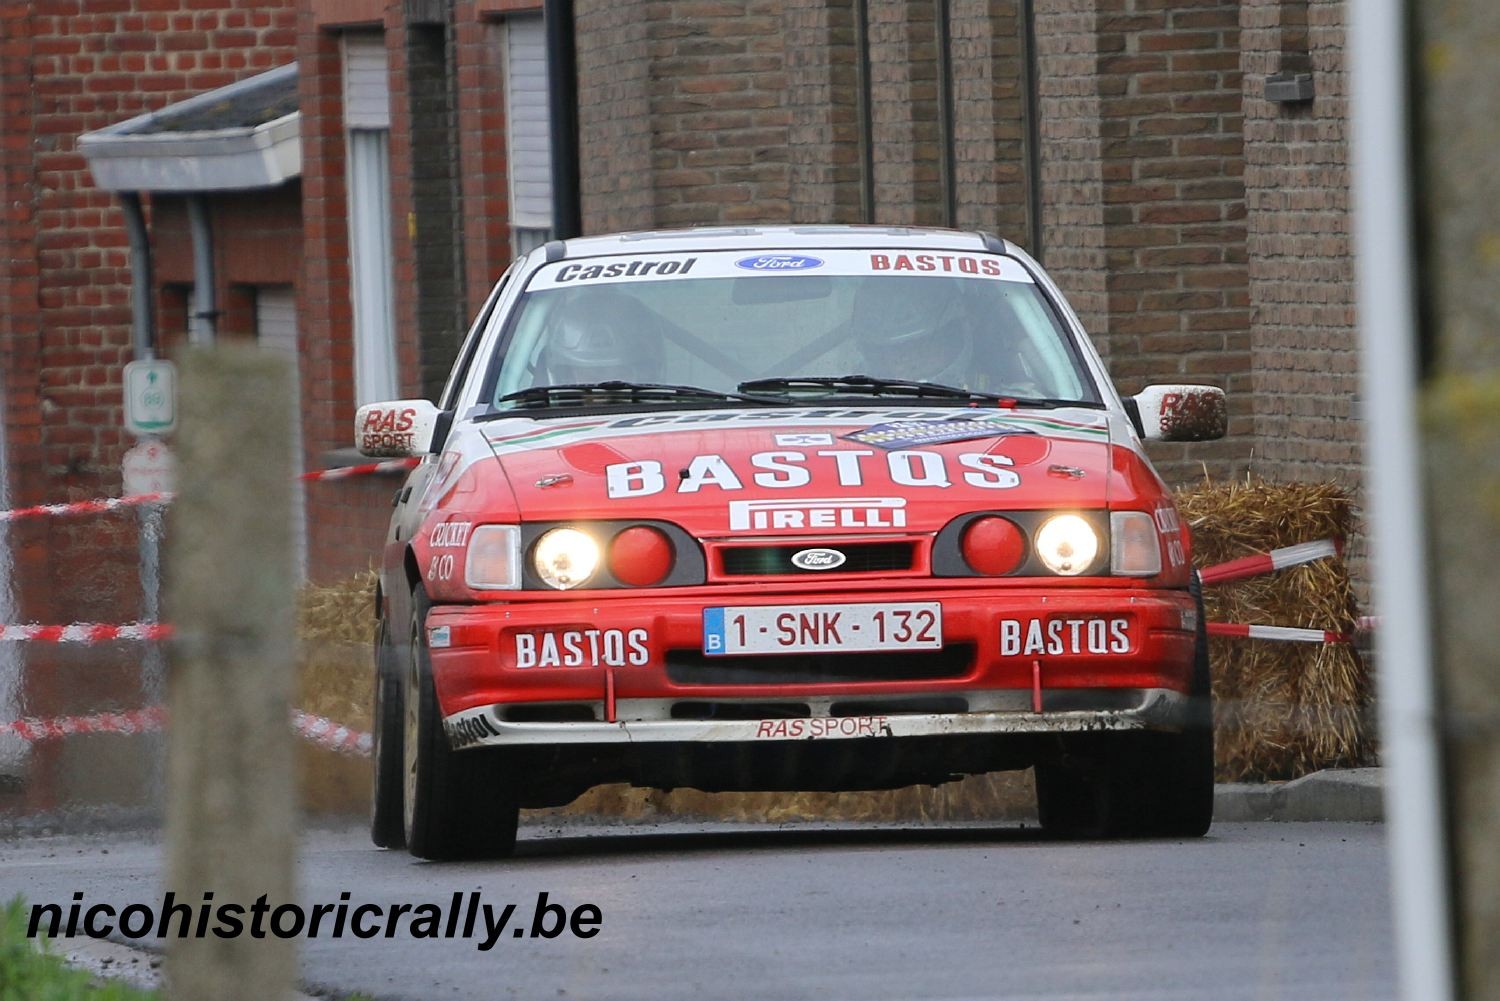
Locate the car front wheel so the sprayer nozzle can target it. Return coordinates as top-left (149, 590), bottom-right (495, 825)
top-left (370, 613), bottom-right (406, 848)
top-left (1035, 575), bottom-right (1215, 839)
top-left (401, 585), bottom-right (520, 860)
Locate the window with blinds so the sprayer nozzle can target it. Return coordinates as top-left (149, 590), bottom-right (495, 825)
top-left (341, 32), bottom-right (398, 405)
top-left (503, 16), bottom-right (553, 255)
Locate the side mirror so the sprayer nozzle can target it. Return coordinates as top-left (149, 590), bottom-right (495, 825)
top-left (354, 399), bottom-right (443, 457)
top-left (1131, 385), bottom-right (1227, 442)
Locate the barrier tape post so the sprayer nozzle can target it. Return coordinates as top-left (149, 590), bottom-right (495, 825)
top-left (1199, 538), bottom-right (1342, 586)
top-left (1206, 622), bottom-right (1353, 645)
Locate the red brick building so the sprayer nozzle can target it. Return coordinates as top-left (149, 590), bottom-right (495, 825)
top-left (0, 1), bottom-right (1358, 796)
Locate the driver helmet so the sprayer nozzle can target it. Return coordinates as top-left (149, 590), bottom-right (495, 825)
top-left (540, 290), bottom-right (664, 385)
top-left (851, 277), bottom-right (973, 387)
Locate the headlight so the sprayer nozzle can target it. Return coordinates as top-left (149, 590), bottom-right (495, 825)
top-left (464, 525), bottom-right (522, 590)
top-left (1110, 511), bottom-right (1162, 576)
top-left (1034, 515), bottom-right (1100, 576)
top-left (532, 527), bottom-right (600, 590)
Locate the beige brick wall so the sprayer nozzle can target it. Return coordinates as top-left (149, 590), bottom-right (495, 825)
top-left (950, 0), bottom-right (1028, 238)
top-left (785, 0), bottom-right (865, 221)
top-left (1241, 0), bottom-right (1360, 487)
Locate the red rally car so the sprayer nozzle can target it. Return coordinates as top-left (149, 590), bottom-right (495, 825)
top-left (359, 226), bottom-right (1229, 859)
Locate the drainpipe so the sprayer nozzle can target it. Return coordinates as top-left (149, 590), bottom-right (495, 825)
top-left (186, 194), bottom-right (217, 344)
top-left (543, 0), bottom-right (581, 240)
top-left (120, 193), bottom-right (157, 360)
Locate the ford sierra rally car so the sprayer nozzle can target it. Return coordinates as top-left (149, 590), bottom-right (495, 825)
top-left (359, 226), bottom-right (1228, 859)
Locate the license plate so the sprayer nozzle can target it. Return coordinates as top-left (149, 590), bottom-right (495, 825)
top-left (703, 602), bottom-right (942, 656)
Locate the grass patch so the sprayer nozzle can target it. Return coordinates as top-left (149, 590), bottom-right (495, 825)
top-left (0, 897), bottom-right (158, 1001)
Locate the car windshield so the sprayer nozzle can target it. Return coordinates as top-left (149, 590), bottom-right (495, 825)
top-left (482, 249), bottom-right (1100, 411)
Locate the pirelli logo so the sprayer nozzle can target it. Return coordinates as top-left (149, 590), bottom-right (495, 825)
top-left (727, 497), bottom-right (907, 532)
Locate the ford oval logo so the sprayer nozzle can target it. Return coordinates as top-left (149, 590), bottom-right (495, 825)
top-left (790, 548), bottom-right (846, 571)
top-left (735, 254), bottom-right (824, 272)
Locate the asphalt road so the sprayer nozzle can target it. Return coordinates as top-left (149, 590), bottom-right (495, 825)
top-left (2, 819), bottom-right (1395, 1001)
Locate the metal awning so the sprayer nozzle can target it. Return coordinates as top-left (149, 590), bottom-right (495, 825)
top-left (79, 62), bottom-right (300, 192)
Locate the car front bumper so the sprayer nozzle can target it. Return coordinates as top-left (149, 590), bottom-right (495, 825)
top-left (425, 585), bottom-right (1198, 748)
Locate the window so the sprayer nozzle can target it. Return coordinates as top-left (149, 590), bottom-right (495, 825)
top-left (342, 32), bottom-right (398, 404)
top-left (254, 286), bottom-right (308, 581)
top-left (502, 15), bottom-right (554, 256)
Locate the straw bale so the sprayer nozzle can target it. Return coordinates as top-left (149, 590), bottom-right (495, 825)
top-left (1177, 478), bottom-right (1374, 781)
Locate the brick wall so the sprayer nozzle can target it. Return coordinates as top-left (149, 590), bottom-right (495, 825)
top-left (784, 0), bottom-right (865, 222)
top-left (1241, 0), bottom-right (1359, 487)
top-left (950, 0), bottom-right (1028, 239)
top-left (576, 0), bottom-right (657, 232)
top-left (1032, 0), bottom-right (1251, 484)
top-left (0, 0), bottom-right (299, 811)
top-left (867, 0), bottom-right (944, 226)
top-left (298, 4), bottom-right (388, 584)
top-left (0, 0), bottom-right (298, 625)
top-left (454, 5), bottom-right (513, 316)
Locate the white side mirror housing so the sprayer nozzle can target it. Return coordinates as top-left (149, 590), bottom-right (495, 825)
top-left (1132, 385), bottom-right (1228, 442)
top-left (354, 399), bottom-right (442, 457)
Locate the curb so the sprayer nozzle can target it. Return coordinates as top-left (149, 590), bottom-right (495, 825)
top-left (1215, 768), bottom-right (1383, 823)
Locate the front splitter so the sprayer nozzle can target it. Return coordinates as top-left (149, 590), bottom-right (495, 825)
top-left (441, 687), bottom-right (1191, 749)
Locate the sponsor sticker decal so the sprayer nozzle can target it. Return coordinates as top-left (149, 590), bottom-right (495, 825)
top-left (999, 617), bottom-right (1132, 656)
top-left (843, 419), bottom-right (1033, 450)
top-left (514, 628), bottom-right (650, 669)
top-left (445, 713), bottom-right (499, 749)
top-left (754, 717), bottom-right (892, 739)
top-left (727, 497), bottom-right (906, 531)
top-left (734, 254), bottom-right (824, 272)
top-left (774, 432), bottom-right (834, 447)
top-left (429, 625), bottom-right (452, 649)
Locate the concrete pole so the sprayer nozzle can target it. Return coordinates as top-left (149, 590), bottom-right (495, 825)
top-left (1408, 1), bottom-right (1500, 997)
top-left (165, 346), bottom-right (298, 1001)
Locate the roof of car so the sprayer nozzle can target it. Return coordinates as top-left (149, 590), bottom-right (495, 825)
top-left (546, 225), bottom-right (1012, 261)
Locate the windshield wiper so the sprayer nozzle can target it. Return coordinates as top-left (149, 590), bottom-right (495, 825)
top-left (736, 375), bottom-right (1098, 409)
top-left (485, 381), bottom-right (791, 414)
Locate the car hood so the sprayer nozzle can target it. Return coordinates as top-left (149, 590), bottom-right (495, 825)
top-left (479, 406), bottom-right (1120, 537)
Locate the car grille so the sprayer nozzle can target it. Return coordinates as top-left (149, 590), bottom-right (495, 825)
top-left (664, 645), bottom-right (975, 685)
top-left (718, 541), bottom-right (916, 576)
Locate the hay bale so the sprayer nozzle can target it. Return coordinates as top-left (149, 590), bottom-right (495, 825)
top-left (296, 571), bottom-right (377, 815)
top-left (1177, 478), bottom-right (1375, 781)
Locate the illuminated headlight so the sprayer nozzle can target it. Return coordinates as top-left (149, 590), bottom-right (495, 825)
top-left (1034, 515), bottom-right (1100, 576)
top-left (1110, 511), bottom-right (1162, 577)
top-left (464, 525), bottom-right (522, 590)
top-left (532, 527), bottom-right (600, 590)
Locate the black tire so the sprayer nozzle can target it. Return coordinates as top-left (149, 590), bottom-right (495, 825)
top-left (370, 614), bottom-right (406, 849)
top-left (402, 586), bottom-right (520, 861)
top-left (1035, 575), bottom-right (1215, 839)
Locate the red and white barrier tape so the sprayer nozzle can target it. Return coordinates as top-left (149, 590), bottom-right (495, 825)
top-left (0, 622), bottom-right (175, 643)
top-left (0, 706), bottom-right (168, 742)
top-left (1356, 616), bottom-right (1381, 632)
top-left (0, 706), bottom-right (371, 757)
top-left (299, 457), bottom-right (419, 482)
top-left (293, 711), bottom-right (373, 756)
top-left (0, 492), bottom-right (173, 524)
top-left (0, 458), bottom-right (418, 522)
top-left (1199, 538), bottom-right (1341, 586)
top-left (1207, 622), bottom-right (1352, 644)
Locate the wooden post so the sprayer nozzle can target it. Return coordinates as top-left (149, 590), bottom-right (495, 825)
top-left (165, 346), bottom-right (298, 1001)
